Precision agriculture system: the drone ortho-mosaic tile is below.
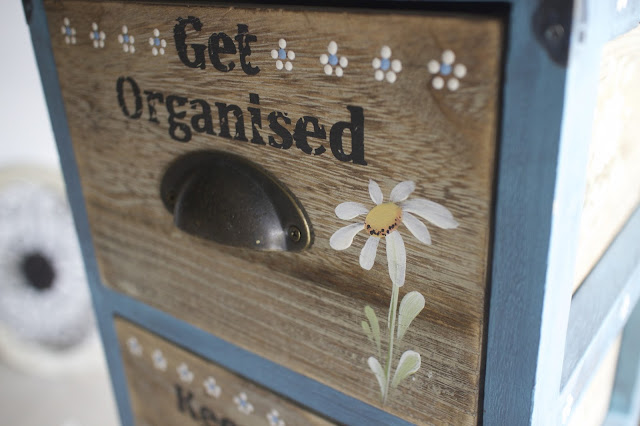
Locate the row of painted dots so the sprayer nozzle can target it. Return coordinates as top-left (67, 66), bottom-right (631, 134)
top-left (62, 18), bottom-right (466, 91)
top-left (127, 337), bottom-right (285, 426)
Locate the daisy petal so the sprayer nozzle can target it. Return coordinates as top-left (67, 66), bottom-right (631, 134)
top-left (369, 180), bottom-right (383, 205)
top-left (359, 236), bottom-right (380, 270)
top-left (385, 231), bottom-right (406, 287)
top-left (330, 223), bottom-right (364, 250)
top-left (336, 202), bottom-right (369, 220)
top-left (390, 181), bottom-right (415, 203)
top-left (402, 212), bottom-right (431, 245)
top-left (401, 199), bottom-right (459, 229)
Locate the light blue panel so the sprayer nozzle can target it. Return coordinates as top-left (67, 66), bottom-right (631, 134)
top-left (560, 206), bottom-right (640, 419)
top-left (605, 300), bottom-right (640, 426)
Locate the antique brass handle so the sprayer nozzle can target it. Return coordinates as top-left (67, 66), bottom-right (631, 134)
top-left (160, 151), bottom-right (312, 251)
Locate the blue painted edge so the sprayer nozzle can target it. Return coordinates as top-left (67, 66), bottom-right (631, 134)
top-left (25, 1), bottom-right (134, 425)
top-left (559, 206), bottom-right (640, 415)
top-left (482, 0), bottom-right (572, 423)
top-left (25, 1), bottom-right (409, 424)
top-left (605, 298), bottom-right (640, 426)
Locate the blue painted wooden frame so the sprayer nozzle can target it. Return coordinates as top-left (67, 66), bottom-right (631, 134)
top-left (25, 0), bottom-right (640, 424)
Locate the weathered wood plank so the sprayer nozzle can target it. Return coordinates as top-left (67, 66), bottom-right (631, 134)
top-left (45, 2), bottom-right (503, 423)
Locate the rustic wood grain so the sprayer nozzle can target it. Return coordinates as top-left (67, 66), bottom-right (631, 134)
top-left (115, 317), bottom-right (334, 426)
top-left (574, 26), bottom-right (640, 293)
top-left (45, 2), bottom-right (503, 424)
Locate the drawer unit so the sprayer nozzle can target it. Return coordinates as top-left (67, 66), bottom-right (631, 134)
top-left (26, 0), bottom-right (640, 425)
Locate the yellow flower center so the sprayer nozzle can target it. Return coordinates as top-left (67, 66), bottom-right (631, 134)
top-left (365, 203), bottom-right (402, 237)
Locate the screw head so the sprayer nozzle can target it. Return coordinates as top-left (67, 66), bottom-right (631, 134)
top-left (288, 226), bottom-right (301, 242)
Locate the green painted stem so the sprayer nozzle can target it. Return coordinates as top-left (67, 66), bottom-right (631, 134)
top-left (383, 283), bottom-right (400, 404)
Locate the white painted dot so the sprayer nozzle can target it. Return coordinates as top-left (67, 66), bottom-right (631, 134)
top-left (391, 59), bottom-right (402, 73)
top-left (100, 31), bottom-right (106, 41)
top-left (161, 39), bottom-right (167, 48)
top-left (335, 67), bottom-right (343, 77)
top-left (271, 49), bottom-right (278, 59)
top-left (320, 54), bottom-right (328, 65)
top-left (61, 26), bottom-right (66, 35)
top-left (152, 47), bottom-right (158, 56)
top-left (287, 50), bottom-right (295, 60)
top-left (285, 61), bottom-right (293, 71)
top-left (153, 29), bottom-right (159, 37)
top-left (372, 58), bottom-right (381, 69)
top-left (454, 63), bottom-right (467, 78)
top-left (71, 28), bottom-right (76, 36)
top-left (64, 17), bottom-right (70, 26)
top-left (159, 48), bottom-right (165, 55)
top-left (428, 59), bottom-right (440, 74)
top-left (442, 49), bottom-right (455, 65)
top-left (89, 33), bottom-right (93, 40)
top-left (130, 45), bottom-right (135, 54)
top-left (123, 44), bottom-right (129, 53)
top-left (328, 41), bottom-right (338, 55)
top-left (122, 25), bottom-right (128, 33)
top-left (92, 22), bottom-right (98, 31)
top-left (118, 34), bottom-right (124, 43)
top-left (256, 240), bottom-right (261, 244)
top-left (65, 37), bottom-right (70, 45)
top-left (432, 76), bottom-right (444, 90)
top-left (380, 45), bottom-right (391, 59)
top-left (278, 38), bottom-right (286, 49)
top-left (374, 70), bottom-right (384, 81)
top-left (275, 60), bottom-right (283, 70)
top-left (339, 56), bottom-right (348, 68)
top-left (324, 64), bottom-right (332, 75)
top-left (93, 40), bottom-right (98, 48)
top-left (130, 36), bottom-right (135, 44)
top-left (71, 37), bottom-right (76, 44)
top-left (149, 38), bottom-right (154, 46)
top-left (386, 71), bottom-right (397, 83)
top-left (447, 78), bottom-right (460, 91)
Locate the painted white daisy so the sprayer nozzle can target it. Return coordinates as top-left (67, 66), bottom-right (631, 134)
top-left (127, 337), bottom-right (142, 356)
top-left (329, 180), bottom-right (458, 287)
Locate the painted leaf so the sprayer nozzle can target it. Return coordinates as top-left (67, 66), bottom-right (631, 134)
top-left (397, 291), bottom-right (425, 341)
top-left (361, 320), bottom-right (374, 344)
top-left (391, 350), bottom-right (421, 388)
top-left (364, 305), bottom-right (381, 355)
top-left (367, 356), bottom-right (386, 399)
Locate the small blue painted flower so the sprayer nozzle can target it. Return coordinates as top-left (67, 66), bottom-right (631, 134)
top-left (203, 376), bottom-right (222, 398)
top-left (89, 23), bottom-right (106, 48)
top-left (117, 26), bottom-right (135, 54)
top-left (267, 408), bottom-right (285, 426)
top-left (151, 349), bottom-right (167, 371)
top-left (427, 50), bottom-right (467, 91)
top-left (372, 46), bottom-right (402, 83)
top-left (319, 41), bottom-right (348, 77)
top-left (148, 29), bottom-right (167, 56)
top-left (233, 392), bottom-right (254, 415)
top-left (127, 337), bottom-right (142, 356)
top-left (177, 362), bottom-right (194, 383)
top-left (60, 18), bottom-right (76, 45)
top-left (270, 39), bottom-right (295, 71)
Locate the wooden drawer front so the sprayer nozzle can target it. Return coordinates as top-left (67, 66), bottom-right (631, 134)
top-left (115, 318), bottom-right (332, 426)
top-left (46, 2), bottom-right (503, 423)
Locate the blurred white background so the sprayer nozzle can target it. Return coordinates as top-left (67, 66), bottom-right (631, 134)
top-left (0, 1), bottom-right (118, 425)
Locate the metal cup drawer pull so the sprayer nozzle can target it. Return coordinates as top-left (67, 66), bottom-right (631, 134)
top-left (160, 150), bottom-right (312, 251)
